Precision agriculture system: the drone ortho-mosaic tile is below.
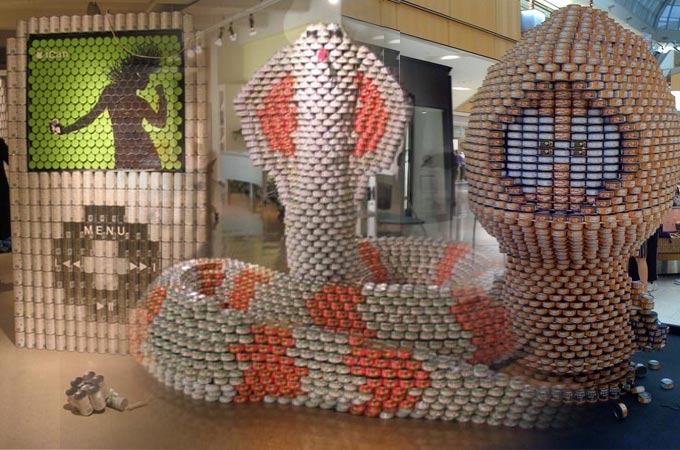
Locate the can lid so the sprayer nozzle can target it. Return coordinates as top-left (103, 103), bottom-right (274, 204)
top-left (73, 390), bottom-right (87, 400)
top-left (65, 386), bottom-right (78, 396)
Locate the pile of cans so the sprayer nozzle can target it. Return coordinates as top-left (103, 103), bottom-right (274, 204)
top-left (65, 371), bottom-right (127, 416)
top-left (234, 23), bottom-right (410, 284)
top-left (466, 4), bottom-right (680, 393)
top-left (630, 281), bottom-right (669, 350)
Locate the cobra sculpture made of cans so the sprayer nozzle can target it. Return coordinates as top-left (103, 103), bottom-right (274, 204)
top-left (132, 12), bottom-right (678, 428)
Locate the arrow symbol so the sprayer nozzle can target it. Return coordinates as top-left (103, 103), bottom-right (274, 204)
top-left (73, 260), bottom-right (81, 269)
top-left (96, 302), bottom-right (104, 310)
top-left (63, 260), bottom-right (71, 268)
top-left (138, 262), bottom-right (147, 271)
top-left (129, 262), bottom-right (137, 270)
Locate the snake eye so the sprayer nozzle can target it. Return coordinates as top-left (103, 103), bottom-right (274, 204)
top-left (306, 30), bottom-right (318, 39)
top-left (334, 29), bottom-right (343, 38)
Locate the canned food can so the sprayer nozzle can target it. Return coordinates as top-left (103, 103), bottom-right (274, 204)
top-left (73, 390), bottom-right (94, 416)
top-left (66, 335), bottom-right (76, 352)
top-left (661, 378), bottom-right (674, 390)
top-left (85, 385), bottom-right (107, 412)
top-left (638, 392), bottom-right (652, 404)
top-left (107, 394), bottom-right (129, 411)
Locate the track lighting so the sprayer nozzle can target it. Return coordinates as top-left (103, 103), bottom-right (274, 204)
top-left (249, 14), bottom-right (257, 36)
top-left (215, 27), bottom-right (224, 47)
top-left (229, 22), bottom-right (237, 42)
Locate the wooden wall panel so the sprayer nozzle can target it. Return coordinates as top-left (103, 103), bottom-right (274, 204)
top-left (671, 73), bottom-right (680, 90)
top-left (451, 0), bottom-right (496, 33)
top-left (399, 4), bottom-right (449, 47)
top-left (342, 0), bottom-right (382, 25)
top-left (448, 21), bottom-right (494, 58)
top-left (494, 0), bottom-right (521, 40)
top-left (409, 0), bottom-right (450, 16)
top-left (381, 0), bottom-right (399, 29)
top-left (342, 0), bottom-right (520, 60)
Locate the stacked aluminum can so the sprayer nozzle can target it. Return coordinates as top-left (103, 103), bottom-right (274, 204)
top-left (234, 23), bottom-right (410, 284)
top-left (8, 12), bottom-right (209, 354)
top-left (135, 251), bottom-right (575, 429)
top-left (466, 5), bottom-right (679, 395)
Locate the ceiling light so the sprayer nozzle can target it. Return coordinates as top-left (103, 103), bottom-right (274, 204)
top-left (249, 14), bottom-right (257, 36)
top-left (452, 86), bottom-right (471, 91)
top-left (229, 22), bottom-right (237, 42)
top-left (214, 27), bottom-right (224, 47)
top-left (440, 55), bottom-right (460, 60)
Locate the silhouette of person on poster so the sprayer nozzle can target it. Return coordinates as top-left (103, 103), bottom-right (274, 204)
top-left (51, 44), bottom-right (167, 170)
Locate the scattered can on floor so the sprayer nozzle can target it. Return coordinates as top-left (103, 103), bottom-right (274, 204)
top-left (613, 402), bottom-right (628, 420)
top-left (660, 378), bottom-right (674, 390)
top-left (638, 392), bottom-right (652, 404)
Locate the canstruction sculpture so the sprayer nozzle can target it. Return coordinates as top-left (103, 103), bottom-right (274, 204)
top-left (133, 11), bottom-right (677, 428)
top-left (466, 4), bottom-right (680, 391)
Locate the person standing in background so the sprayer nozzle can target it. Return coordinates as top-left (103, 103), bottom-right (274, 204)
top-left (629, 226), bottom-right (661, 294)
top-left (0, 138), bottom-right (10, 249)
top-left (455, 150), bottom-right (466, 181)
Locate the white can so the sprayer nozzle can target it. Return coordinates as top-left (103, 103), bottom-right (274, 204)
top-left (73, 390), bottom-right (94, 416)
top-left (26, 332), bottom-right (35, 348)
top-left (35, 333), bottom-right (45, 349)
top-left (28, 17), bottom-right (39, 33)
top-left (46, 333), bottom-right (56, 350)
top-left (15, 332), bottom-right (26, 347)
top-left (97, 337), bottom-right (107, 353)
top-left (66, 335), bottom-right (76, 351)
top-left (56, 334), bottom-right (66, 351)
top-left (55, 319), bottom-right (65, 335)
top-left (39, 17), bottom-right (49, 33)
top-left (71, 15), bottom-right (82, 32)
top-left (115, 13), bottom-right (125, 30)
top-left (148, 12), bottom-right (159, 29)
top-left (93, 14), bottom-right (103, 31)
top-left (65, 320), bottom-right (75, 336)
top-left (160, 12), bottom-right (171, 29)
top-left (82, 14), bottom-right (92, 31)
top-left (60, 16), bottom-right (71, 32)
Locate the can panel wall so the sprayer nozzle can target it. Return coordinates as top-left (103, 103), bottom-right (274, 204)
top-left (9, 12), bottom-right (209, 354)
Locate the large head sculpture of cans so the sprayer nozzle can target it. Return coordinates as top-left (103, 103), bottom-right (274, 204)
top-left (133, 18), bottom-right (670, 428)
top-left (467, 5), bottom-right (680, 388)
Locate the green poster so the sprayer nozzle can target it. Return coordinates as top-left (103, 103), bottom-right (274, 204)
top-left (27, 30), bottom-right (185, 171)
